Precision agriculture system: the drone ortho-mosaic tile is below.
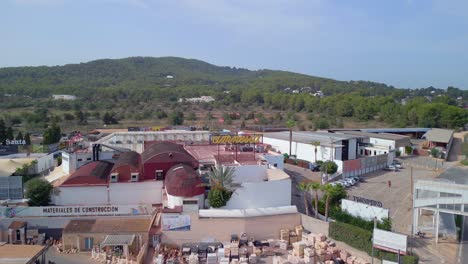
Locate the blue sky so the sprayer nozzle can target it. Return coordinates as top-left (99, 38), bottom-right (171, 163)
top-left (1, 0), bottom-right (468, 89)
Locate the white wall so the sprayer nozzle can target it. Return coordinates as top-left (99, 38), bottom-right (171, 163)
top-left (371, 138), bottom-right (395, 150)
top-left (262, 154), bottom-right (284, 170)
top-left (222, 179), bottom-right (291, 209)
top-left (35, 153), bottom-right (54, 174)
top-left (108, 181), bottom-right (163, 205)
top-left (348, 139), bottom-right (357, 160)
top-left (53, 186), bottom-right (108, 205)
top-left (167, 193), bottom-right (204, 209)
top-left (341, 199), bottom-right (389, 221)
top-left (229, 165), bottom-right (267, 183)
top-left (61, 151), bottom-right (116, 174)
top-left (54, 181), bottom-right (164, 206)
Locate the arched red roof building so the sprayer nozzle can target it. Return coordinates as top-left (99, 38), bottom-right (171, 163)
top-left (164, 164), bottom-right (205, 197)
top-left (110, 151), bottom-right (141, 182)
top-left (141, 142), bottom-right (199, 180)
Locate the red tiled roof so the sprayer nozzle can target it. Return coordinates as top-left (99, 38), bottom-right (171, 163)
top-left (8, 221), bottom-right (26, 229)
top-left (112, 151), bottom-right (141, 171)
top-left (164, 164), bottom-right (205, 197)
top-left (142, 142), bottom-right (198, 168)
top-left (61, 161), bottom-right (113, 186)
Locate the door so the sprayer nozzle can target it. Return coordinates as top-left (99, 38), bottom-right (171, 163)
top-left (16, 229), bottom-right (21, 241)
top-left (84, 237), bottom-right (94, 250)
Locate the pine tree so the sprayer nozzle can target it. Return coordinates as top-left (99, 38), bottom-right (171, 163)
top-left (16, 131), bottom-right (24, 141)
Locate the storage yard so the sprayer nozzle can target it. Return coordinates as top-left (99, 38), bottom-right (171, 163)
top-left (151, 227), bottom-right (371, 264)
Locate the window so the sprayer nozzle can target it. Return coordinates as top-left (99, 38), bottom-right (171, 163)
top-left (84, 237), bottom-right (94, 250)
top-left (87, 158), bottom-right (92, 161)
top-left (77, 159), bottom-right (83, 161)
top-left (131, 173), bottom-right (139, 182)
top-left (110, 173), bottom-right (118, 182)
top-left (155, 170), bottom-right (164, 180)
top-left (183, 200), bottom-right (198, 205)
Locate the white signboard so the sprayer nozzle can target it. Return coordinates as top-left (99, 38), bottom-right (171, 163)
top-left (341, 199), bottom-right (389, 221)
top-left (0, 205), bottom-right (152, 218)
top-left (382, 261), bottom-right (398, 264)
top-left (162, 214), bottom-right (191, 231)
top-left (373, 228), bottom-right (407, 255)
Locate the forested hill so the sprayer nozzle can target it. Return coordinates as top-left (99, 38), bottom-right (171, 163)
top-left (0, 56), bottom-right (467, 131)
top-left (0, 56), bottom-right (398, 99)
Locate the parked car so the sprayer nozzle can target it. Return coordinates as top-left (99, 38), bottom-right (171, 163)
top-left (310, 163), bottom-right (321, 172)
top-left (338, 180), bottom-right (351, 187)
top-left (384, 165), bottom-right (399, 171)
top-left (343, 178), bottom-right (356, 186)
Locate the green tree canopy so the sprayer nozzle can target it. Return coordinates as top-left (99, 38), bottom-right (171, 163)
top-left (25, 178), bottom-right (53, 206)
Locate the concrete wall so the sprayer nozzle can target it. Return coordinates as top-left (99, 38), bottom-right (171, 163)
top-left (263, 136), bottom-right (340, 169)
top-left (36, 153), bottom-right (55, 174)
top-left (161, 213), bottom-right (301, 244)
top-left (222, 179), bottom-right (291, 209)
top-left (262, 154), bottom-right (284, 170)
top-left (300, 214), bottom-right (329, 237)
top-left (53, 181), bottom-right (164, 205)
top-left (108, 181), bottom-right (163, 205)
top-left (230, 165), bottom-right (267, 183)
top-left (341, 199), bottom-right (389, 221)
top-left (167, 193), bottom-right (204, 209)
top-left (62, 151), bottom-right (115, 174)
top-left (53, 186), bottom-right (108, 205)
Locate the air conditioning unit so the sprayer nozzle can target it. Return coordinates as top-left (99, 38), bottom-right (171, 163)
top-left (130, 173), bottom-right (139, 182)
top-left (110, 173), bottom-right (119, 182)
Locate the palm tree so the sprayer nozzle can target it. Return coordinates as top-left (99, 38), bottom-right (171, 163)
top-left (321, 183), bottom-right (333, 221)
top-left (311, 182), bottom-right (321, 218)
top-left (298, 181), bottom-right (312, 216)
top-left (286, 119), bottom-right (295, 157)
top-left (311, 141), bottom-right (320, 163)
top-left (205, 164), bottom-right (241, 191)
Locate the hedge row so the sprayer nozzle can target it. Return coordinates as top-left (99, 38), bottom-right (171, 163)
top-left (329, 222), bottom-right (419, 264)
top-left (331, 209), bottom-right (392, 232)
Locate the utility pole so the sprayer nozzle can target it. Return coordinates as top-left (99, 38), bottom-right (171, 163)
top-left (371, 217), bottom-right (377, 264)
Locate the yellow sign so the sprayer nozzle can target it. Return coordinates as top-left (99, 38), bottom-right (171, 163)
top-left (210, 135), bottom-right (262, 144)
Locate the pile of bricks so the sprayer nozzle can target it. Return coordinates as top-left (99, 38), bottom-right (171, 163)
top-left (273, 228), bottom-right (370, 264)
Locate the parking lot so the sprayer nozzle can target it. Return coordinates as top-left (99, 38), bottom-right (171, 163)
top-left (345, 165), bottom-right (458, 263)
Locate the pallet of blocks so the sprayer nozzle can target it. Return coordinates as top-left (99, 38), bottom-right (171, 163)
top-left (218, 248), bottom-right (225, 259)
top-left (206, 253), bottom-right (217, 264)
top-left (188, 253), bottom-right (199, 264)
top-left (292, 242), bottom-right (306, 258)
top-left (303, 248), bottom-right (314, 263)
top-left (280, 229), bottom-right (290, 244)
top-left (220, 257), bottom-right (230, 264)
top-left (262, 246), bottom-right (275, 257)
top-left (248, 254), bottom-right (257, 264)
top-left (326, 246), bottom-right (340, 259)
top-left (295, 225), bottom-right (303, 238)
top-left (239, 246), bottom-right (248, 258)
top-left (240, 257), bottom-right (249, 264)
top-left (230, 244), bottom-right (239, 260)
top-left (287, 254), bottom-right (305, 264)
top-left (289, 232), bottom-right (298, 244)
top-left (224, 245), bottom-right (231, 259)
top-left (279, 240), bottom-right (288, 250)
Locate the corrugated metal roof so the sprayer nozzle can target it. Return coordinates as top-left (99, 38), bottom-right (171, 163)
top-left (263, 131), bottom-right (358, 146)
top-left (436, 167), bottom-right (468, 185)
top-left (362, 128), bottom-right (430, 133)
top-left (422, 128), bottom-right (454, 144)
top-left (101, 234), bottom-right (135, 246)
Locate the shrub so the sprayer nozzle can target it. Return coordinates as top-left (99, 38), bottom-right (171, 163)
top-left (25, 178), bottom-right (53, 206)
top-left (405, 146), bottom-right (413, 155)
top-left (320, 161), bottom-right (338, 174)
top-left (208, 188), bottom-right (232, 208)
top-left (430, 148), bottom-right (439, 158)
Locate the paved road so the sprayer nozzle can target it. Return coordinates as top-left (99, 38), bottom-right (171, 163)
top-left (46, 250), bottom-right (101, 264)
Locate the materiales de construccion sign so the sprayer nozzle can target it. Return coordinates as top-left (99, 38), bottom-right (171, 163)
top-left (42, 206), bottom-right (119, 215)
